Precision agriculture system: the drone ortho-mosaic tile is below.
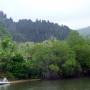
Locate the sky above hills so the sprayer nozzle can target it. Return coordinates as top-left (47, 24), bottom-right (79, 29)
top-left (0, 0), bottom-right (90, 29)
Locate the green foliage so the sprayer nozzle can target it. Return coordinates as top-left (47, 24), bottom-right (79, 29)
top-left (67, 31), bottom-right (85, 48)
top-left (62, 59), bottom-right (81, 77)
top-left (0, 30), bottom-right (90, 79)
top-left (75, 44), bottom-right (90, 74)
top-left (0, 24), bottom-right (10, 39)
top-left (49, 64), bottom-right (59, 72)
top-left (67, 31), bottom-right (90, 76)
top-left (29, 40), bottom-right (77, 78)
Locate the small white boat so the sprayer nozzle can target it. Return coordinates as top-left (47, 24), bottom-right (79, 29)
top-left (0, 77), bottom-right (10, 85)
top-left (0, 81), bottom-right (10, 85)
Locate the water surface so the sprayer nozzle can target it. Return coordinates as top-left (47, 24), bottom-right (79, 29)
top-left (0, 78), bottom-right (90, 90)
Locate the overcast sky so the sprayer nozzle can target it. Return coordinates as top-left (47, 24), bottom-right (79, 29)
top-left (0, 0), bottom-right (90, 29)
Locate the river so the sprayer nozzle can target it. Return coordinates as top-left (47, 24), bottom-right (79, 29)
top-left (0, 78), bottom-right (90, 90)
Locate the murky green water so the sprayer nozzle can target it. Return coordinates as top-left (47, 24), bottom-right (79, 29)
top-left (0, 78), bottom-right (90, 90)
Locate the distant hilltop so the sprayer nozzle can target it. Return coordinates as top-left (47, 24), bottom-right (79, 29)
top-left (0, 11), bottom-right (71, 42)
top-left (78, 26), bottom-right (90, 37)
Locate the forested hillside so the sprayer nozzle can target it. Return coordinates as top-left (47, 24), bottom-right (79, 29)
top-left (0, 11), bottom-right (71, 42)
top-left (78, 26), bottom-right (90, 37)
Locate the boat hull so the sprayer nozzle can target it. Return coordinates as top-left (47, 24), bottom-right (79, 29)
top-left (0, 82), bottom-right (10, 85)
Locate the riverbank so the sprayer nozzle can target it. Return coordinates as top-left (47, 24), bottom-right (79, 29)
top-left (10, 79), bottom-right (41, 84)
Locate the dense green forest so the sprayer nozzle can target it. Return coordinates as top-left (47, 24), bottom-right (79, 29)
top-left (0, 11), bottom-right (70, 42)
top-left (0, 11), bottom-right (90, 80)
top-left (0, 24), bottom-right (90, 80)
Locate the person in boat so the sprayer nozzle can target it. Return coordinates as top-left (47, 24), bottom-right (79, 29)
top-left (3, 77), bottom-right (8, 82)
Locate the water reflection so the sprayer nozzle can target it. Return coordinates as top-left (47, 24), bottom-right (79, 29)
top-left (0, 84), bottom-right (10, 90)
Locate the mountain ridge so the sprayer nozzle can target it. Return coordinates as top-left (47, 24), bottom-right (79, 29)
top-left (0, 11), bottom-right (71, 42)
top-left (78, 26), bottom-right (90, 37)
